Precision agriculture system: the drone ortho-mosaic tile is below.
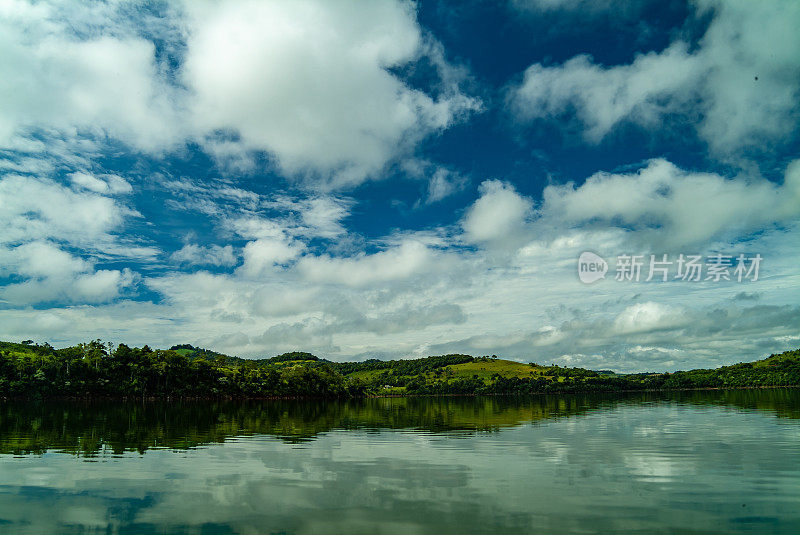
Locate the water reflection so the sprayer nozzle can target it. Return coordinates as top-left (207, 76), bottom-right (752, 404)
top-left (0, 390), bottom-right (798, 533)
top-left (1, 389), bottom-right (799, 456)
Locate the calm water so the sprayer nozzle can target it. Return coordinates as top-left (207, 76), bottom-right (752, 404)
top-left (1, 391), bottom-right (799, 534)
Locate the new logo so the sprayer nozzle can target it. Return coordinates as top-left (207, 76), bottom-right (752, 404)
top-left (578, 252), bottom-right (608, 284)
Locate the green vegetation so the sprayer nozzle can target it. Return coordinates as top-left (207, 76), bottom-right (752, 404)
top-left (0, 341), bottom-right (363, 399)
top-left (1, 340), bottom-right (798, 399)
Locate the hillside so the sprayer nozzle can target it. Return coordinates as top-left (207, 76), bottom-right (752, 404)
top-left (0, 340), bottom-right (798, 398)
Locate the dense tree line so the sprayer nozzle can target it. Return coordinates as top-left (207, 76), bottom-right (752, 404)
top-left (0, 341), bottom-right (364, 399)
top-left (170, 345), bottom-right (321, 366)
top-left (404, 350), bottom-right (800, 395)
top-left (1, 340), bottom-right (797, 399)
top-left (331, 354), bottom-right (474, 375)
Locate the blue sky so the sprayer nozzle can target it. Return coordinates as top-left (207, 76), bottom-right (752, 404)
top-left (1, 0), bottom-right (798, 371)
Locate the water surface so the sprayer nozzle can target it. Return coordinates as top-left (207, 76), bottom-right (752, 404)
top-left (1, 390), bottom-right (799, 533)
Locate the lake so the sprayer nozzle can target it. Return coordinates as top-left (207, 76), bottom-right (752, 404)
top-left (1, 390), bottom-right (799, 533)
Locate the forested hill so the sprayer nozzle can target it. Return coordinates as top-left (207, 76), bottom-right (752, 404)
top-left (0, 340), bottom-right (798, 399)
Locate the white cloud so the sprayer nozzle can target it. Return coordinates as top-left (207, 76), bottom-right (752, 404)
top-left (512, 43), bottom-right (703, 142)
top-left (171, 243), bottom-right (238, 267)
top-left (2, 240), bottom-right (88, 279)
top-left (539, 158), bottom-right (800, 248)
top-left (510, 0), bottom-right (800, 155)
top-left (297, 239), bottom-right (441, 287)
top-left (612, 302), bottom-right (683, 335)
top-left (252, 318), bottom-right (338, 354)
top-left (0, 1), bottom-right (181, 152)
top-left (164, 179), bottom-right (354, 243)
top-left (297, 197), bottom-right (351, 239)
top-left (0, 169), bottom-right (147, 306)
top-left (264, 195), bottom-right (354, 239)
top-left (72, 269), bottom-right (136, 303)
top-left (239, 237), bottom-right (304, 277)
top-left (2, 1), bottom-right (479, 188)
top-left (512, 0), bottom-right (657, 17)
top-left (225, 217), bottom-right (289, 240)
top-left (5, 213), bottom-right (796, 367)
top-left (403, 159), bottom-right (468, 204)
top-left (69, 171), bottom-right (109, 193)
top-left (462, 180), bottom-right (532, 243)
top-left (428, 300), bottom-right (800, 373)
top-left (0, 241), bottom-right (136, 304)
top-left (0, 174), bottom-right (127, 247)
top-left (0, 155), bottom-right (55, 175)
top-left (69, 172), bottom-right (132, 194)
top-left (426, 167), bottom-right (466, 203)
top-left (181, 0), bottom-right (479, 186)
top-left (0, 1), bottom-right (797, 370)
top-left (250, 302), bottom-right (467, 354)
top-left (2, 154), bottom-right (796, 368)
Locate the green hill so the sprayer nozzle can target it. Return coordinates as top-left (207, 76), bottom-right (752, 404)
top-left (0, 340), bottom-right (798, 399)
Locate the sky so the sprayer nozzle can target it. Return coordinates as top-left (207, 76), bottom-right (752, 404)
top-left (0, 0), bottom-right (798, 371)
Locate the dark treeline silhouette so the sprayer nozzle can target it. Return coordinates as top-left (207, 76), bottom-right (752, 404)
top-left (0, 340), bottom-right (364, 399)
top-left (331, 354), bottom-right (474, 375)
top-left (1, 340), bottom-right (798, 399)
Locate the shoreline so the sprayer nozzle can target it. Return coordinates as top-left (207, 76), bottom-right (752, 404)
top-left (3, 384), bottom-right (797, 402)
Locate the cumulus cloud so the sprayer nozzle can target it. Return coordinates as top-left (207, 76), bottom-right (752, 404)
top-left (0, 174), bottom-right (128, 247)
top-left (428, 301), bottom-right (800, 372)
top-left (1, 0), bottom-right (479, 188)
top-left (3, 152), bottom-right (795, 368)
top-left (120, 157), bottom-right (799, 362)
top-left (69, 172), bottom-right (132, 195)
top-left (163, 177), bottom-right (354, 242)
top-left (403, 159), bottom-right (468, 204)
top-left (0, 168), bottom-right (146, 307)
top-left (512, 43), bottom-right (703, 142)
top-left (252, 318), bottom-right (338, 354)
top-left (0, 0), bottom-right (181, 151)
top-left (426, 168), bottom-right (467, 203)
top-left (251, 302), bottom-right (467, 354)
top-left (0, 241), bottom-right (136, 304)
top-left (1, 0), bottom-right (797, 372)
top-left (239, 237), bottom-right (304, 277)
top-left (509, 0), bottom-right (800, 155)
top-left (297, 239), bottom-right (443, 286)
top-left (0, 241), bottom-right (89, 279)
top-left (539, 158), bottom-right (800, 248)
top-left (140, 253), bottom-right (470, 356)
top-left (181, 0), bottom-right (479, 186)
top-left (171, 243), bottom-right (238, 268)
top-left (298, 198), bottom-right (351, 238)
top-left (70, 269), bottom-right (137, 303)
top-left (612, 302), bottom-right (685, 335)
top-left (462, 180), bottom-right (532, 243)
top-left (267, 196), bottom-right (353, 239)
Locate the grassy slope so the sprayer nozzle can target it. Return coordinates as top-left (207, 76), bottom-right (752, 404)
top-left (0, 341), bottom-right (53, 361)
top-left (448, 359), bottom-right (544, 380)
top-left (755, 349), bottom-right (800, 368)
top-left (342, 358), bottom-right (549, 392)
